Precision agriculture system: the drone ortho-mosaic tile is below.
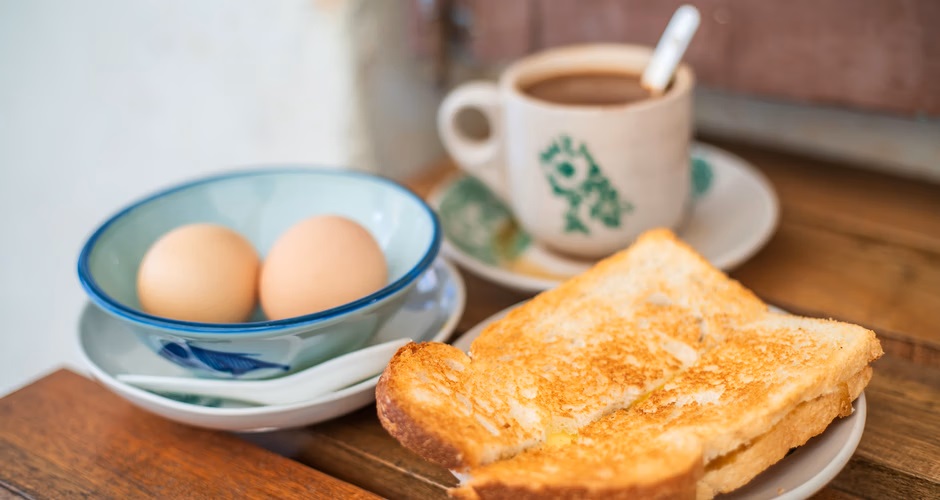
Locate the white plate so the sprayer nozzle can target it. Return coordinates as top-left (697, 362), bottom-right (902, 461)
top-left (454, 304), bottom-right (866, 500)
top-left (78, 258), bottom-right (465, 433)
top-left (430, 142), bottom-right (779, 293)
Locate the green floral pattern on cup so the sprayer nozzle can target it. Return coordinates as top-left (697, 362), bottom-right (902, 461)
top-left (539, 134), bottom-right (634, 234)
top-left (438, 154), bottom-right (713, 265)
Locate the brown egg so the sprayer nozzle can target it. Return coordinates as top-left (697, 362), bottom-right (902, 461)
top-left (260, 215), bottom-right (388, 320)
top-left (136, 223), bottom-right (260, 323)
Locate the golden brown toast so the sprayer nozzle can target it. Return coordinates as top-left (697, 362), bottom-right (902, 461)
top-left (453, 315), bottom-right (881, 499)
top-left (375, 229), bottom-right (882, 499)
top-left (377, 229), bottom-right (767, 468)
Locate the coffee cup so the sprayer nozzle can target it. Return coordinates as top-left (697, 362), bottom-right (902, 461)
top-left (438, 44), bottom-right (694, 259)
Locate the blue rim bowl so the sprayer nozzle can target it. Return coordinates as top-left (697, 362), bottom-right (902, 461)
top-left (77, 167), bottom-right (441, 338)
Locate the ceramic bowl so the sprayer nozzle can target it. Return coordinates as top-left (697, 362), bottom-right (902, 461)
top-left (77, 258), bottom-right (466, 432)
top-left (77, 167), bottom-right (440, 379)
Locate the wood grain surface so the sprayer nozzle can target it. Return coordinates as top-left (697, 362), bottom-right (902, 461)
top-left (715, 140), bottom-right (940, 366)
top-left (0, 370), bottom-right (378, 499)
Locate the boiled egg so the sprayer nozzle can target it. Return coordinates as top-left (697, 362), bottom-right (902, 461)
top-left (136, 223), bottom-right (260, 323)
top-left (260, 215), bottom-right (388, 320)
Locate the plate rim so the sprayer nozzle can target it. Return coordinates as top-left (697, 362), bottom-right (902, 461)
top-left (691, 142), bottom-right (780, 271)
top-left (77, 257), bottom-right (466, 420)
top-left (772, 391), bottom-right (866, 500)
top-left (430, 141), bottom-right (779, 293)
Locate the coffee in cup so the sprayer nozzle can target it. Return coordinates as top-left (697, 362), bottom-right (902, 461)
top-left (520, 71), bottom-right (654, 107)
top-left (438, 44), bottom-right (693, 259)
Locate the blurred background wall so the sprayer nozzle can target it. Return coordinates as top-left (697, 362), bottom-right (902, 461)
top-left (0, 0), bottom-right (441, 395)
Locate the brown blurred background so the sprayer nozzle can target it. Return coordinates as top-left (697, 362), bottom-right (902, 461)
top-left (411, 0), bottom-right (939, 116)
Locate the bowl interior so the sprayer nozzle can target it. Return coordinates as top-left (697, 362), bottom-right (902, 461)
top-left (83, 168), bottom-right (436, 320)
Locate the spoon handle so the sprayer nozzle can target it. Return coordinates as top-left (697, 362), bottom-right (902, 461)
top-left (117, 373), bottom-right (286, 405)
top-left (118, 338), bottom-right (412, 406)
top-left (641, 4), bottom-right (701, 95)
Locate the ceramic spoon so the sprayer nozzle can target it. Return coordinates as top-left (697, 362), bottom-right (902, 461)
top-left (641, 4), bottom-right (701, 96)
top-left (117, 338), bottom-right (411, 406)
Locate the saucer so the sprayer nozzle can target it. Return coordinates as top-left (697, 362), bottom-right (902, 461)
top-left (77, 258), bottom-right (465, 432)
top-left (430, 142), bottom-right (779, 293)
top-left (454, 304), bottom-right (866, 500)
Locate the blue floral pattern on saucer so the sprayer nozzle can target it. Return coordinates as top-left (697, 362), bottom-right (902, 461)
top-left (157, 341), bottom-right (290, 376)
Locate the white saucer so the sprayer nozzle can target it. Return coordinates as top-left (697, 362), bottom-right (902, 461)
top-left (430, 142), bottom-right (779, 293)
top-left (454, 304), bottom-right (866, 500)
top-left (77, 258), bottom-right (466, 433)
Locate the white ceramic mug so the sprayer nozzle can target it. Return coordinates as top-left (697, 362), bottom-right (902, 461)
top-left (438, 44), bottom-right (694, 259)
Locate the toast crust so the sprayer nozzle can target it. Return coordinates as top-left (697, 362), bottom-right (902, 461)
top-left (375, 343), bottom-right (474, 469)
top-left (451, 432), bottom-right (704, 500)
top-left (459, 469), bottom-right (699, 500)
top-left (376, 352), bottom-right (465, 469)
top-left (697, 367), bottom-right (872, 499)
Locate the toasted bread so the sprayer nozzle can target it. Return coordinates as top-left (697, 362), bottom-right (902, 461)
top-left (375, 229), bottom-right (882, 499)
top-left (377, 229), bottom-right (766, 469)
top-left (452, 316), bottom-right (880, 499)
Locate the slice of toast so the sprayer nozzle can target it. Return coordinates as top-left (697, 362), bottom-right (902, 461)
top-left (376, 229), bottom-right (882, 499)
top-left (451, 315), bottom-right (881, 499)
top-left (377, 229), bottom-right (768, 469)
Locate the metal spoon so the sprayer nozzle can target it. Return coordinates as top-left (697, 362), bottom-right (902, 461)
top-left (117, 338), bottom-right (411, 406)
top-left (641, 4), bottom-right (701, 96)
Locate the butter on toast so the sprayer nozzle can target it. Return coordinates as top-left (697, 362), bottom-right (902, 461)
top-left (376, 229), bottom-right (882, 499)
top-left (377, 229), bottom-right (768, 469)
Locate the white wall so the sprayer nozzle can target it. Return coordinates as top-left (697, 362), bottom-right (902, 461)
top-left (0, 0), bottom-right (442, 395)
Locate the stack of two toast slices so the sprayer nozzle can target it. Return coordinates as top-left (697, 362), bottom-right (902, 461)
top-left (377, 230), bottom-right (882, 499)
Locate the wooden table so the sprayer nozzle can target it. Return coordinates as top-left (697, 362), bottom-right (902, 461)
top-left (2, 141), bottom-right (938, 499)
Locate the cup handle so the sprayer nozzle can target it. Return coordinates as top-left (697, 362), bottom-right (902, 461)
top-left (437, 81), bottom-right (508, 202)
